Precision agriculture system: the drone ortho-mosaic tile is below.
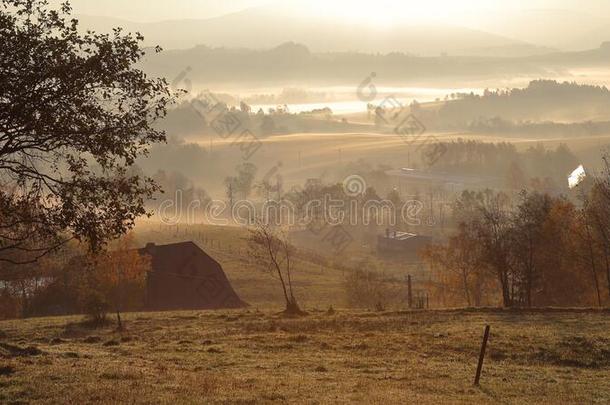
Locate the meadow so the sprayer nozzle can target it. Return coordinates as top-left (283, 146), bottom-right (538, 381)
top-left (5, 224), bottom-right (607, 404)
top-left (3, 222), bottom-right (609, 403)
top-left (1, 308), bottom-right (609, 404)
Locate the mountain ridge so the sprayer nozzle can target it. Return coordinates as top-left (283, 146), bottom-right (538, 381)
top-left (76, 8), bottom-right (551, 57)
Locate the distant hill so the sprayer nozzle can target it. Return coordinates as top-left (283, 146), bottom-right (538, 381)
top-left (524, 41), bottom-right (610, 66)
top-left (424, 80), bottom-right (610, 127)
top-left (77, 7), bottom-right (548, 57)
top-left (139, 42), bottom-right (610, 87)
top-left (469, 9), bottom-right (610, 51)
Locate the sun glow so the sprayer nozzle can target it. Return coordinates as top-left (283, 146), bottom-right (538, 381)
top-left (300, 0), bottom-right (500, 28)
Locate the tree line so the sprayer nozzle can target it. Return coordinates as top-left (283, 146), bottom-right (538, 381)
top-left (423, 161), bottom-right (610, 307)
top-left (0, 235), bottom-right (148, 324)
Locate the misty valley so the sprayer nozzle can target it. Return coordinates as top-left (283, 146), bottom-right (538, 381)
top-left (1, 1), bottom-right (610, 404)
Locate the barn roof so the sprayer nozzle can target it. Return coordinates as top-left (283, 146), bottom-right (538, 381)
top-left (138, 241), bottom-right (220, 275)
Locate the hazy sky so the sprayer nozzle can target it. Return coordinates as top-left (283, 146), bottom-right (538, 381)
top-left (56, 0), bottom-right (610, 23)
top-left (45, 0), bottom-right (610, 51)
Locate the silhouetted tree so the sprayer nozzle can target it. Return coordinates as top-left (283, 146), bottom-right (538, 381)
top-left (248, 220), bottom-right (304, 315)
top-left (0, 0), bottom-right (173, 264)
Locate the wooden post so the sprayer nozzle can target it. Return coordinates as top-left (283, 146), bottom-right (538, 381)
top-left (474, 325), bottom-right (491, 386)
top-left (407, 275), bottom-right (412, 309)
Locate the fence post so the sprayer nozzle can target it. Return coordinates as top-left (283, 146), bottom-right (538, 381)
top-left (474, 325), bottom-right (491, 386)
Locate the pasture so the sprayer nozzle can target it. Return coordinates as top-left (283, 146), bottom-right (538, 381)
top-left (1, 309), bottom-right (609, 404)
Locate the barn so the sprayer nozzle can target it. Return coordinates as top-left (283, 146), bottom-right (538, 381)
top-left (140, 242), bottom-right (247, 311)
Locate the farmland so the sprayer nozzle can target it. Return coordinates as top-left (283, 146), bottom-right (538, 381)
top-left (174, 130), bottom-right (610, 196)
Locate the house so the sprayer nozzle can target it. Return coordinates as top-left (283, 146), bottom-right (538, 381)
top-left (377, 229), bottom-right (433, 261)
top-left (140, 241), bottom-right (247, 311)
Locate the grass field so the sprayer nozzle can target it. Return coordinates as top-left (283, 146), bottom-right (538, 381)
top-left (1, 308), bottom-right (609, 404)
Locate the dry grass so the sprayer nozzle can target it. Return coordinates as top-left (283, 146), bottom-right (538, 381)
top-left (1, 308), bottom-right (609, 404)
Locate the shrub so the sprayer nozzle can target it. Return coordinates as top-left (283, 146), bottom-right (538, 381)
top-left (83, 291), bottom-right (109, 326)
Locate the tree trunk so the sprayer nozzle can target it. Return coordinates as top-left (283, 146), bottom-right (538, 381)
top-left (275, 268), bottom-right (291, 308)
top-left (284, 297), bottom-right (304, 316)
top-left (473, 271), bottom-right (482, 307)
top-left (526, 237), bottom-right (534, 308)
top-left (500, 272), bottom-right (511, 308)
top-left (461, 268), bottom-right (471, 306)
top-left (585, 223), bottom-right (603, 307)
top-left (604, 247), bottom-right (610, 302)
top-left (116, 310), bottom-right (123, 331)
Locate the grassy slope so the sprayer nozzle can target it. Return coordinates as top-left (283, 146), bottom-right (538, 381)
top-left (132, 222), bottom-right (418, 310)
top-left (1, 309), bottom-right (609, 404)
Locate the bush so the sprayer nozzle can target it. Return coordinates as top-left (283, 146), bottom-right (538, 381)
top-left (344, 269), bottom-right (402, 310)
top-left (83, 292), bottom-right (109, 326)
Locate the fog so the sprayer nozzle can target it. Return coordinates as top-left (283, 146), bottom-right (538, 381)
top-left (19, 1), bottom-right (610, 217)
top-left (4, 1), bottom-right (610, 400)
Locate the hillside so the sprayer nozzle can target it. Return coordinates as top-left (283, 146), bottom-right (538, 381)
top-left (132, 223), bottom-right (387, 308)
top-left (139, 42), bottom-right (610, 88)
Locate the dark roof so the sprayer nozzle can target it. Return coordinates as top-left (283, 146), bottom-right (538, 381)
top-left (138, 241), bottom-right (247, 310)
top-left (138, 241), bottom-right (220, 275)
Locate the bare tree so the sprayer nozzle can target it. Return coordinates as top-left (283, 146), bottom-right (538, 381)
top-left (578, 199), bottom-right (603, 307)
top-left (589, 156), bottom-right (610, 300)
top-left (247, 220), bottom-right (304, 315)
top-left (510, 191), bottom-right (552, 307)
top-left (422, 222), bottom-right (490, 307)
top-left (467, 190), bottom-right (515, 307)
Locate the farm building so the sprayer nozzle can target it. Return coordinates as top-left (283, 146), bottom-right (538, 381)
top-left (377, 229), bottom-right (433, 261)
top-left (140, 241), bottom-right (247, 311)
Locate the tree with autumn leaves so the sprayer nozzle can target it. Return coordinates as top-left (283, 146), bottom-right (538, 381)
top-left (81, 234), bottom-right (150, 328)
top-left (0, 234), bottom-right (150, 322)
top-left (423, 179), bottom-right (610, 308)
